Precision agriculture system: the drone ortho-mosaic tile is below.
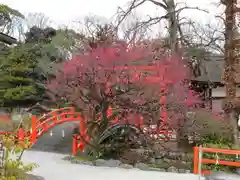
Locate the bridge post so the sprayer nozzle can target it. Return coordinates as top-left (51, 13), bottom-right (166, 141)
top-left (17, 127), bottom-right (25, 142)
top-left (79, 115), bottom-right (87, 151)
top-left (72, 135), bottom-right (77, 156)
top-left (193, 146), bottom-right (199, 174)
top-left (31, 116), bottom-right (37, 144)
top-left (52, 112), bottom-right (57, 122)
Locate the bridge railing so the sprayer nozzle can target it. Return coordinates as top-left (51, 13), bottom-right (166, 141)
top-left (193, 146), bottom-right (240, 175)
top-left (37, 107), bottom-right (75, 123)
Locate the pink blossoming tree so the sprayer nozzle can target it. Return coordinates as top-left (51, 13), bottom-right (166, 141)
top-left (48, 43), bottom-right (224, 155)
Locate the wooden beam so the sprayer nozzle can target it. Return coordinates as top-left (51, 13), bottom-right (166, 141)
top-left (0, 32), bottom-right (16, 45)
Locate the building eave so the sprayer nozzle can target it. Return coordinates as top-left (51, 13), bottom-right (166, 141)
top-left (0, 32), bottom-right (17, 45)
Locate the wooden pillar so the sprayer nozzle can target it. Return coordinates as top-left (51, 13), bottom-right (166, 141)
top-left (72, 135), bottom-right (77, 156)
top-left (17, 127), bottom-right (24, 142)
top-left (208, 87), bottom-right (212, 110)
top-left (31, 115), bottom-right (37, 144)
top-left (193, 146), bottom-right (199, 174)
top-left (79, 115), bottom-right (86, 151)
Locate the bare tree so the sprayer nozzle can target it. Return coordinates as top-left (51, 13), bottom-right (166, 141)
top-left (25, 12), bottom-right (52, 29)
top-left (116, 0), bottom-right (208, 54)
top-left (9, 12), bottom-right (53, 41)
top-left (118, 11), bottom-right (151, 44)
top-left (179, 18), bottom-right (225, 54)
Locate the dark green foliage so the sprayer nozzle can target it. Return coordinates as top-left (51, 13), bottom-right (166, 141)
top-left (0, 41), bottom-right (66, 107)
top-left (0, 45), bottom-right (41, 106)
top-left (25, 26), bottom-right (56, 43)
top-left (0, 21), bottom-right (71, 107)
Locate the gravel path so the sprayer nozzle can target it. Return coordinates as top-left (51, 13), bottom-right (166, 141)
top-left (15, 121), bottom-right (239, 180)
top-left (25, 122), bottom-right (202, 180)
top-left (22, 150), bottom-right (203, 180)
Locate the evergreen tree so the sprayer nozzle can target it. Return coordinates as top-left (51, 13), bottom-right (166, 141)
top-left (0, 44), bottom-right (44, 106)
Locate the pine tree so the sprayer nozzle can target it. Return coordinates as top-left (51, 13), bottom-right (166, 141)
top-left (0, 45), bottom-right (42, 106)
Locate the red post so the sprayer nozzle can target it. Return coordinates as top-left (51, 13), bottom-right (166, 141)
top-left (52, 112), bottom-right (57, 122)
top-left (31, 115), bottom-right (37, 144)
top-left (72, 135), bottom-right (77, 156)
top-left (78, 143), bottom-right (84, 152)
top-left (76, 115), bottom-right (86, 151)
top-left (193, 146), bottom-right (199, 174)
top-left (18, 128), bottom-right (24, 142)
top-left (139, 116), bottom-right (143, 129)
top-left (107, 106), bottom-right (113, 118)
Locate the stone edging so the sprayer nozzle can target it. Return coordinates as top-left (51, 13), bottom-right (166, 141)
top-left (62, 156), bottom-right (192, 173)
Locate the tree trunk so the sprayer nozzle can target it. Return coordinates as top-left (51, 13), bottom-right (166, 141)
top-left (230, 112), bottom-right (240, 146)
top-left (167, 0), bottom-right (178, 54)
top-left (176, 117), bottom-right (191, 151)
top-left (223, 0), bottom-right (239, 145)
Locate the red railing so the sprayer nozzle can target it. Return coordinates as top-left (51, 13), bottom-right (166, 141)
top-left (193, 146), bottom-right (240, 175)
top-left (1, 107), bottom-right (176, 156)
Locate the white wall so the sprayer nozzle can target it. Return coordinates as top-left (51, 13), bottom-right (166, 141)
top-left (212, 99), bottom-right (224, 112)
top-left (212, 87), bottom-right (240, 98)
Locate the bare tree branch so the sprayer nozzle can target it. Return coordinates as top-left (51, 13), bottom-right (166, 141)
top-left (116, 0), bottom-right (146, 28)
top-left (116, 0), bottom-right (209, 54)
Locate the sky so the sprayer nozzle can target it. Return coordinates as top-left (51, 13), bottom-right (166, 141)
top-left (0, 0), bottom-right (224, 40)
top-left (1, 0), bottom-right (222, 25)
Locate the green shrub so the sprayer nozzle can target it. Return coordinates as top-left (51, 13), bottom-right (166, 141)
top-left (200, 134), bottom-right (240, 173)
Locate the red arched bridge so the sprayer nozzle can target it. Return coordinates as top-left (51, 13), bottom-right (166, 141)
top-left (0, 107), bottom-right (175, 156)
top-left (14, 107), bottom-right (87, 155)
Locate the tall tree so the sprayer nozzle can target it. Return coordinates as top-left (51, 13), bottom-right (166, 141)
top-left (0, 45), bottom-right (42, 106)
top-left (25, 12), bottom-right (51, 29)
top-left (0, 25), bottom-right (62, 107)
top-left (116, 0), bottom-right (207, 54)
top-left (222, 0), bottom-right (240, 145)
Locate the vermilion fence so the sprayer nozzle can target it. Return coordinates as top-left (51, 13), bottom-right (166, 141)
top-left (0, 116), bottom-right (11, 121)
top-left (193, 146), bottom-right (240, 175)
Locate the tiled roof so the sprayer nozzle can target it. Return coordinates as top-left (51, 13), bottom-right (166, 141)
top-left (194, 55), bottom-right (240, 83)
top-left (195, 56), bottom-right (224, 82)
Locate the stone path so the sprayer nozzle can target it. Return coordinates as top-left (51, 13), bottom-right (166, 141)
top-left (22, 150), bottom-right (202, 180)
top-left (24, 122), bottom-right (240, 180)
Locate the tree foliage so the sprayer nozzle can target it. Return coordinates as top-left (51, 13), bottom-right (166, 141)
top-left (25, 26), bottom-right (56, 43)
top-left (48, 44), bottom-right (207, 154)
top-left (0, 22), bottom-right (74, 107)
top-left (0, 4), bottom-right (24, 33)
top-left (0, 45), bottom-right (42, 106)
